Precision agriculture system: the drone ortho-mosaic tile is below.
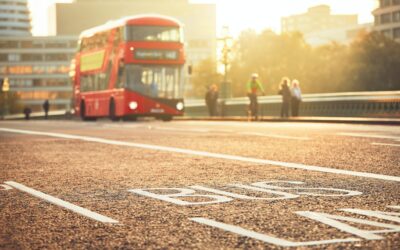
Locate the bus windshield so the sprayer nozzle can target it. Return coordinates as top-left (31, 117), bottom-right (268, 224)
top-left (120, 65), bottom-right (182, 99)
top-left (126, 26), bottom-right (181, 42)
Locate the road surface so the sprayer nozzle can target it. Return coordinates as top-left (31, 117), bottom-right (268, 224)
top-left (1, 120), bottom-right (399, 249)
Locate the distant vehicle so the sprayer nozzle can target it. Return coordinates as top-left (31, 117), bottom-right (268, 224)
top-left (72, 15), bottom-right (185, 121)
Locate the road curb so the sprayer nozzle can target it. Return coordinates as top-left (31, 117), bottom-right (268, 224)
top-left (176, 116), bottom-right (400, 125)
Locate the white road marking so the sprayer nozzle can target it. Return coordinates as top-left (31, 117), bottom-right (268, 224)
top-left (5, 181), bottom-right (118, 224)
top-left (338, 132), bottom-right (400, 141)
top-left (152, 127), bottom-right (209, 133)
top-left (190, 217), bottom-right (359, 247)
top-left (0, 184), bottom-right (12, 190)
top-left (240, 132), bottom-right (310, 140)
top-left (371, 143), bottom-right (400, 147)
top-left (1, 127), bottom-right (400, 182)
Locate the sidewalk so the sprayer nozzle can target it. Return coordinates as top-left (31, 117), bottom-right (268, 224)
top-left (176, 116), bottom-right (400, 125)
top-left (2, 111), bottom-right (399, 125)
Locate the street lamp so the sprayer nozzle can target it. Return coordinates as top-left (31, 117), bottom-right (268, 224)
top-left (217, 26), bottom-right (233, 100)
top-left (1, 69), bottom-right (10, 117)
top-left (217, 26), bottom-right (234, 117)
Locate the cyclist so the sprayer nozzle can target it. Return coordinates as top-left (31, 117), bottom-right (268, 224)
top-left (246, 73), bottom-right (265, 120)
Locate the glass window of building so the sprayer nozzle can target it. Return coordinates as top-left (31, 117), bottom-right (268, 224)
top-left (21, 41), bottom-right (33, 48)
top-left (381, 13), bottom-right (392, 24)
top-left (0, 54), bottom-right (7, 61)
top-left (45, 53), bottom-right (69, 61)
top-left (393, 11), bottom-right (400, 22)
top-left (45, 42), bottom-right (67, 48)
top-left (381, 0), bottom-right (392, 7)
top-left (382, 29), bottom-right (392, 38)
top-left (394, 28), bottom-right (400, 38)
top-left (21, 54), bottom-right (42, 61)
top-left (8, 53), bottom-right (21, 61)
top-left (0, 40), bottom-right (19, 48)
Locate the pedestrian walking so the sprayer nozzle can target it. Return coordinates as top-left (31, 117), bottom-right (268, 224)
top-left (205, 84), bottom-right (219, 116)
top-left (291, 79), bottom-right (302, 117)
top-left (23, 106), bottom-right (31, 120)
top-left (278, 77), bottom-right (291, 118)
top-left (43, 99), bottom-right (50, 119)
top-left (246, 73), bottom-right (265, 121)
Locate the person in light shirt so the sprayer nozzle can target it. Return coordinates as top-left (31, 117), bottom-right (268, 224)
top-left (246, 73), bottom-right (265, 121)
top-left (291, 79), bottom-right (302, 117)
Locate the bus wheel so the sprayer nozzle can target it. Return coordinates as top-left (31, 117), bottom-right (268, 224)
top-left (161, 115), bottom-right (173, 122)
top-left (80, 101), bottom-right (96, 121)
top-left (109, 99), bottom-right (119, 122)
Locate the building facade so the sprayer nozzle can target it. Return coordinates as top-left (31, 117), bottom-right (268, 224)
top-left (49, 0), bottom-right (216, 66)
top-left (282, 5), bottom-right (358, 35)
top-left (304, 23), bottom-right (373, 47)
top-left (0, 36), bottom-right (77, 112)
top-left (373, 0), bottom-right (400, 41)
top-left (0, 0), bottom-right (31, 36)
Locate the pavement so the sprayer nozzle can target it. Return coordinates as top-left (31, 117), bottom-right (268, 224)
top-left (0, 120), bottom-right (399, 249)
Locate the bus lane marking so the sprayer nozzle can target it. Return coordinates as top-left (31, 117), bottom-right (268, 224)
top-left (5, 181), bottom-right (118, 224)
top-left (1, 127), bottom-right (400, 182)
top-left (190, 217), bottom-right (360, 247)
top-left (191, 205), bottom-right (400, 247)
top-left (0, 184), bottom-right (12, 190)
top-left (130, 180), bottom-right (362, 206)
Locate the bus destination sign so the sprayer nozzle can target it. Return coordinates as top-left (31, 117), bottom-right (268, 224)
top-left (134, 49), bottom-right (178, 60)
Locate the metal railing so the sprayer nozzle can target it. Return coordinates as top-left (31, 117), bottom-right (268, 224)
top-left (185, 91), bottom-right (400, 118)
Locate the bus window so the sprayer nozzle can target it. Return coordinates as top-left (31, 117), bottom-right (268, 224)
top-left (124, 65), bottom-right (181, 98)
top-left (126, 26), bottom-right (181, 42)
top-left (116, 62), bottom-right (126, 89)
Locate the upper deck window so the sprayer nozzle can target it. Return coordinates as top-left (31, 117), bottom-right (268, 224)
top-left (126, 26), bottom-right (181, 42)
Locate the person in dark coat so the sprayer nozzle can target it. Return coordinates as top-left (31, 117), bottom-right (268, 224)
top-left (205, 84), bottom-right (219, 116)
top-left (23, 107), bottom-right (32, 120)
top-left (43, 99), bottom-right (50, 119)
top-left (278, 77), bottom-right (291, 118)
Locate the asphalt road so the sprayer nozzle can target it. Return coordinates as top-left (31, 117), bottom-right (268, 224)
top-left (1, 120), bottom-right (399, 249)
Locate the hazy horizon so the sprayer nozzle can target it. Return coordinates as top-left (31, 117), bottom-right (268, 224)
top-left (29, 0), bottom-right (377, 37)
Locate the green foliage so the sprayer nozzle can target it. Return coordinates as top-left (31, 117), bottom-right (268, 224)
top-left (186, 31), bottom-right (400, 98)
top-left (0, 91), bottom-right (22, 115)
top-left (186, 58), bottom-right (222, 98)
top-left (228, 30), bottom-right (400, 96)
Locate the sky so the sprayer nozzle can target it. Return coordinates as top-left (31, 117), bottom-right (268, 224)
top-left (28, 0), bottom-right (378, 37)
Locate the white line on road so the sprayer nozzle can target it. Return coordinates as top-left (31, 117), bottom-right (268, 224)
top-left (338, 133), bottom-right (400, 141)
top-left (0, 184), bottom-right (12, 190)
top-left (152, 127), bottom-right (210, 133)
top-left (1, 127), bottom-right (400, 182)
top-left (190, 217), bottom-right (359, 247)
top-left (5, 181), bottom-right (119, 224)
top-left (240, 132), bottom-right (310, 140)
top-left (371, 143), bottom-right (400, 147)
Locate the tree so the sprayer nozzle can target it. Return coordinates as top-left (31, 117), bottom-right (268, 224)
top-left (186, 58), bottom-right (222, 98)
top-left (0, 91), bottom-right (22, 116)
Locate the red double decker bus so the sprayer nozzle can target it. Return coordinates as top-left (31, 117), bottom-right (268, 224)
top-left (72, 15), bottom-right (185, 121)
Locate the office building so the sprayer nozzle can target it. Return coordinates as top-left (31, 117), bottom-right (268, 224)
top-left (373, 0), bottom-right (400, 41)
top-left (0, 36), bottom-right (77, 112)
top-left (282, 5), bottom-right (358, 35)
top-left (0, 0), bottom-right (31, 36)
top-left (304, 23), bottom-right (373, 46)
top-left (49, 0), bottom-right (216, 66)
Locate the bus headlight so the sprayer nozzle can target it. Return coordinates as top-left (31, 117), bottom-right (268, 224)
top-left (129, 101), bottom-right (138, 110)
top-left (176, 102), bottom-right (184, 111)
